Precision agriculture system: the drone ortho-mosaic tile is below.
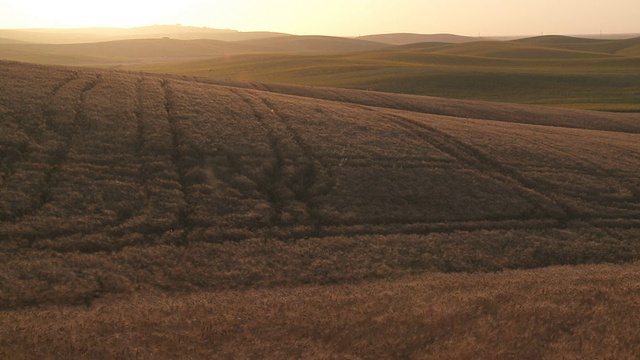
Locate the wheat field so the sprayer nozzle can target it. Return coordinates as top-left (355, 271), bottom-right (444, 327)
top-left (1, 59), bottom-right (640, 358)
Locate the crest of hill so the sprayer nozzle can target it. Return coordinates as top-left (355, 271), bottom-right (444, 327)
top-left (0, 26), bottom-right (289, 44)
top-left (0, 37), bottom-right (29, 45)
top-left (514, 35), bottom-right (640, 55)
top-left (619, 42), bottom-right (640, 56)
top-left (422, 40), bottom-right (619, 59)
top-left (238, 35), bottom-right (392, 53)
top-left (0, 36), bottom-right (395, 65)
top-left (357, 33), bottom-right (486, 45)
top-left (226, 81), bottom-right (640, 133)
top-left (98, 25), bottom-right (290, 42)
top-left (0, 39), bottom-right (263, 64)
top-left (395, 42), bottom-right (452, 50)
top-left (515, 35), bottom-right (605, 44)
top-left (60, 38), bottom-right (260, 58)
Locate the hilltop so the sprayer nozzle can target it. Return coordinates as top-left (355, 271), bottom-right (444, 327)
top-left (0, 35), bottom-right (391, 66)
top-left (356, 33), bottom-right (486, 45)
top-left (0, 38), bottom-right (264, 65)
top-left (1, 60), bottom-right (639, 357)
top-left (0, 37), bottom-right (29, 45)
top-left (0, 25), bottom-right (289, 44)
top-left (238, 35), bottom-right (391, 53)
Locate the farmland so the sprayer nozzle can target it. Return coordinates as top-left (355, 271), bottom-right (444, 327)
top-left (2, 34), bottom-right (639, 112)
top-left (1, 59), bottom-right (640, 358)
top-left (126, 35), bottom-right (640, 112)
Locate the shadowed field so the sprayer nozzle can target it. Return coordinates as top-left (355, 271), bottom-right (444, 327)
top-left (1, 60), bottom-right (640, 357)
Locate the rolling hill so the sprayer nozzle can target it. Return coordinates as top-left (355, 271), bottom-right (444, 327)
top-left (0, 38), bottom-right (265, 65)
top-left (356, 33), bottom-right (487, 45)
top-left (2, 32), bottom-right (639, 112)
top-left (238, 35), bottom-right (391, 53)
top-left (1, 60), bottom-right (640, 357)
top-left (0, 37), bottom-right (29, 45)
top-left (126, 36), bottom-right (640, 112)
top-left (0, 25), bottom-right (289, 44)
top-left (0, 35), bottom-right (392, 66)
top-left (515, 35), bottom-right (640, 55)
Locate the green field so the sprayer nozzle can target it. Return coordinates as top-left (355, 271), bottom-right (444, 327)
top-left (2, 33), bottom-right (638, 111)
top-left (124, 36), bottom-right (640, 112)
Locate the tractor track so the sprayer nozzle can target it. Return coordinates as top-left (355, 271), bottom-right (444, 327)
top-left (386, 114), bottom-right (572, 223)
top-left (229, 87), bottom-right (335, 230)
top-left (161, 79), bottom-right (191, 244)
top-left (5, 74), bottom-right (102, 229)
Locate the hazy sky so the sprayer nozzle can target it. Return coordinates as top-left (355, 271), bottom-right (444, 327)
top-left (1, 0), bottom-right (638, 36)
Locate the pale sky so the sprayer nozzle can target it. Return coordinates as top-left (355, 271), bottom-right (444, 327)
top-left (1, 0), bottom-right (638, 37)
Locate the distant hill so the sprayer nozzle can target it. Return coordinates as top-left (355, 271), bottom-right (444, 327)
top-left (126, 37), bottom-right (640, 112)
top-left (425, 40), bottom-right (611, 59)
top-left (0, 37), bottom-right (28, 44)
top-left (514, 35), bottom-right (640, 55)
top-left (619, 42), bottom-right (640, 56)
top-left (575, 33), bottom-right (640, 40)
top-left (357, 33), bottom-right (487, 45)
top-left (238, 35), bottom-right (392, 53)
top-left (0, 36), bottom-right (393, 65)
top-left (0, 39), bottom-right (264, 65)
top-left (395, 42), bottom-right (452, 50)
top-left (515, 35), bottom-right (606, 44)
top-left (494, 33), bottom-right (640, 41)
top-left (0, 25), bottom-right (289, 44)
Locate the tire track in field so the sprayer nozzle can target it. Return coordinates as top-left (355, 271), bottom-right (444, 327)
top-left (125, 76), bottom-right (190, 239)
top-left (0, 72), bottom-right (80, 191)
top-left (42, 71), bottom-right (81, 130)
top-left (253, 93), bottom-right (335, 231)
top-left (386, 114), bottom-right (572, 224)
top-left (328, 89), bottom-right (352, 103)
top-left (229, 88), bottom-right (334, 228)
top-left (161, 79), bottom-right (190, 244)
top-left (226, 88), bottom-right (290, 224)
top-left (133, 77), bottom-right (145, 166)
top-left (5, 74), bottom-right (102, 229)
top-left (41, 74), bottom-right (102, 203)
top-left (364, 91), bottom-right (441, 116)
top-left (130, 76), bottom-right (154, 232)
top-left (520, 139), bottom-right (640, 216)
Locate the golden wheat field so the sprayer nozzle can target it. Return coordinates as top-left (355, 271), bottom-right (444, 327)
top-left (3, 263), bottom-right (640, 359)
top-left (1, 59), bottom-right (640, 358)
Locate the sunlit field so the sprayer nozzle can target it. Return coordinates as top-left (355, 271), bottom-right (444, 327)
top-left (126, 36), bottom-right (640, 112)
top-left (2, 33), bottom-right (639, 111)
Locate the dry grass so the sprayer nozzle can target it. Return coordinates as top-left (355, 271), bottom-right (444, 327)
top-left (3, 227), bottom-right (640, 309)
top-left (1, 60), bottom-right (640, 357)
top-left (2, 263), bottom-right (640, 359)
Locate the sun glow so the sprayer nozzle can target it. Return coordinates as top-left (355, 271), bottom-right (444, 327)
top-left (1, 0), bottom-right (638, 36)
top-left (6, 0), bottom-right (193, 28)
